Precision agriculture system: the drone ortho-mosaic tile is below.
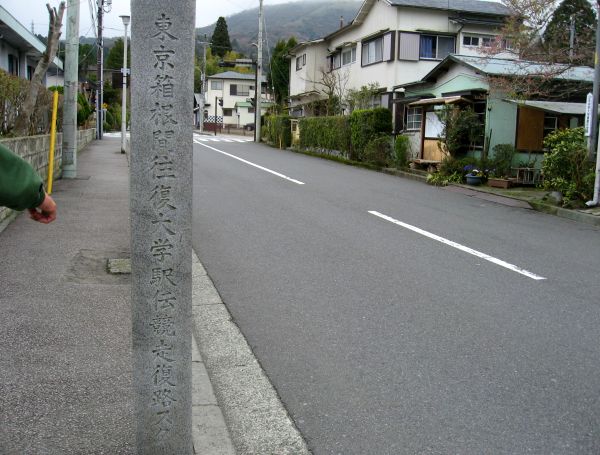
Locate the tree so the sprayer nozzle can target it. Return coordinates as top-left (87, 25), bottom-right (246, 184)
top-left (481, 0), bottom-right (596, 99)
top-left (14, 2), bottom-right (66, 136)
top-left (268, 37), bottom-right (297, 105)
top-left (211, 17), bottom-right (232, 58)
top-left (544, 0), bottom-right (596, 66)
top-left (345, 83), bottom-right (381, 113)
top-left (105, 38), bottom-right (130, 70)
top-left (78, 43), bottom-right (96, 79)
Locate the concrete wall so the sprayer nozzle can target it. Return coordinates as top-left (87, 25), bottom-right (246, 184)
top-left (0, 128), bottom-right (95, 226)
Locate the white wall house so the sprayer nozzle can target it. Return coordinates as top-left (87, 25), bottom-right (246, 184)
top-left (204, 71), bottom-right (273, 127)
top-left (0, 5), bottom-right (64, 86)
top-left (288, 0), bottom-right (512, 127)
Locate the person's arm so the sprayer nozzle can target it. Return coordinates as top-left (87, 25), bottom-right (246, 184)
top-left (0, 143), bottom-right (56, 223)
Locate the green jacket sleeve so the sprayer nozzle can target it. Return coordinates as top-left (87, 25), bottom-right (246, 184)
top-left (0, 143), bottom-right (45, 211)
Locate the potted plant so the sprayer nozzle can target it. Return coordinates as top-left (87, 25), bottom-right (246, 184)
top-left (487, 144), bottom-right (516, 189)
top-left (464, 165), bottom-right (484, 185)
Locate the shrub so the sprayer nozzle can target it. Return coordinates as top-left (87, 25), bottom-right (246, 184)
top-left (426, 171), bottom-right (463, 186)
top-left (439, 155), bottom-right (478, 177)
top-left (299, 116), bottom-right (351, 154)
top-left (436, 105), bottom-right (483, 157)
top-left (77, 93), bottom-right (94, 127)
top-left (394, 135), bottom-right (410, 168)
top-left (264, 114), bottom-right (291, 149)
top-left (0, 69), bottom-right (57, 136)
top-left (349, 108), bottom-right (392, 161)
top-left (490, 144), bottom-right (515, 177)
top-left (363, 134), bottom-right (392, 167)
top-left (542, 127), bottom-right (594, 204)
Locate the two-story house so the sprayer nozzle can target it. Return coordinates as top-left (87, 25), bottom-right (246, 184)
top-left (288, 0), bottom-right (512, 126)
top-left (204, 71), bottom-right (273, 128)
top-left (0, 5), bottom-right (63, 86)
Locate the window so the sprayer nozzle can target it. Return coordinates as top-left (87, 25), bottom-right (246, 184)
top-left (481, 36), bottom-right (493, 47)
top-left (223, 108), bottom-right (233, 117)
top-left (398, 32), bottom-right (420, 61)
top-left (342, 47), bottom-right (356, 65)
top-left (332, 53), bottom-right (341, 70)
top-left (463, 34), bottom-right (495, 48)
top-left (361, 32), bottom-right (394, 66)
top-left (230, 84), bottom-right (250, 96)
top-left (211, 80), bottom-right (223, 90)
top-left (296, 53), bottom-right (306, 71)
top-left (544, 115), bottom-right (558, 137)
top-left (419, 35), bottom-right (455, 60)
top-left (8, 55), bottom-right (18, 76)
top-left (463, 36), bottom-right (479, 47)
top-left (406, 107), bottom-right (422, 131)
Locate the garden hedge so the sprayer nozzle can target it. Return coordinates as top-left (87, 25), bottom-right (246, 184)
top-left (264, 114), bottom-right (292, 149)
top-left (298, 116), bottom-right (351, 155)
top-left (349, 108), bottom-right (392, 161)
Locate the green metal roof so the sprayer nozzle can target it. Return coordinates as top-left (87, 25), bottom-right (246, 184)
top-left (429, 55), bottom-right (594, 82)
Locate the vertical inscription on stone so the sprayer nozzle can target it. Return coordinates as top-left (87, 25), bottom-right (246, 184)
top-left (131, 1), bottom-right (194, 452)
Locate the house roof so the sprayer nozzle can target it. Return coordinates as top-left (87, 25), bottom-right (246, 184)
top-left (235, 100), bottom-right (275, 108)
top-left (422, 54), bottom-right (595, 83)
top-left (0, 6), bottom-right (63, 71)
top-left (409, 95), bottom-right (468, 105)
top-left (387, 0), bottom-right (511, 16)
top-left (207, 71), bottom-right (267, 83)
top-left (288, 39), bottom-right (325, 56)
top-left (504, 100), bottom-right (592, 116)
top-left (302, 0), bottom-right (510, 48)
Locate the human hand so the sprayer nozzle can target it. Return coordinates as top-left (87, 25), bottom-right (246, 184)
top-left (28, 192), bottom-right (57, 224)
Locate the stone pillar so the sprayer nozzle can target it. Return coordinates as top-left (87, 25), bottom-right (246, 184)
top-left (130, 1), bottom-right (195, 452)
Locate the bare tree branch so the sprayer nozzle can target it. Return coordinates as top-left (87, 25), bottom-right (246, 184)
top-left (14, 2), bottom-right (66, 136)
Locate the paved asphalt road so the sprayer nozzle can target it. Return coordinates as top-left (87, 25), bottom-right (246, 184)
top-left (191, 136), bottom-right (600, 454)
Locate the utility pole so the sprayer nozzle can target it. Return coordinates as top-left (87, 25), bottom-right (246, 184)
top-left (96, 0), bottom-right (104, 140)
top-left (63, 0), bottom-right (80, 178)
top-left (120, 15), bottom-right (130, 154)
top-left (586, 0), bottom-right (600, 206)
top-left (199, 34), bottom-right (208, 134)
top-left (255, 0), bottom-right (263, 142)
top-left (214, 96), bottom-right (218, 136)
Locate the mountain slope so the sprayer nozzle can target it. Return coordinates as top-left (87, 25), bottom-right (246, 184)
top-left (196, 0), bottom-right (361, 56)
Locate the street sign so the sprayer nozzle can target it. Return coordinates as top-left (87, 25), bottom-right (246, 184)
top-left (585, 92), bottom-right (593, 137)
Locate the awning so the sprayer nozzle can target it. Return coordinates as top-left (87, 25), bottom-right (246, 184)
top-left (409, 96), bottom-right (468, 106)
top-left (504, 100), bottom-right (590, 115)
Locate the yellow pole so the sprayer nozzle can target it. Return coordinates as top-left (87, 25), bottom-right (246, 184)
top-left (47, 89), bottom-right (59, 194)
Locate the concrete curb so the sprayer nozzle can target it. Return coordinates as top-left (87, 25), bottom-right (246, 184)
top-left (191, 250), bottom-right (311, 455)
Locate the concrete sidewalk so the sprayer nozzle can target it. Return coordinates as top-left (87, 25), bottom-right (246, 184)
top-left (0, 137), bottom-right (310, 454)
top-left (0, 139), bottom-right (236, 454)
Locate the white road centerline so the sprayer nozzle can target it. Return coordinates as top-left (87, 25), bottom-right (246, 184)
top-left (369, 210), bottom-right (546, 281)
top-left (194, 140), bottom-right (305, 185)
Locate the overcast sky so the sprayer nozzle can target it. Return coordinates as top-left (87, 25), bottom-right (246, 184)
top-left (0, 0), bottom-right (294, 38)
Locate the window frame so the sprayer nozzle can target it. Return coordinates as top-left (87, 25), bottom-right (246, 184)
top-left (543, 115), bottom-right (558, 138)
top-left (342, 46), bottom-right (356, 66)
top-left (231, 84), bottom-right (250, 97)
top-left (406, 106), bottom-right (423, 131)
top-left (361, 32), bottom-right (395, 67)
top-left (462, 35), bottom-right (479, 47)
top-left (211, 80), bottom-right (223, 90)
top-left (419, 34), bottom-right (455, 60)
top-left (296, 53), bottom-right (307, 71)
